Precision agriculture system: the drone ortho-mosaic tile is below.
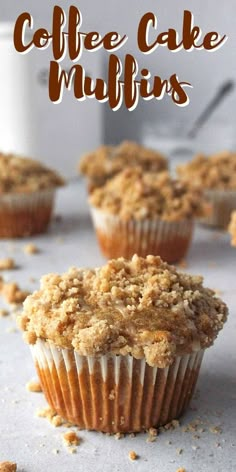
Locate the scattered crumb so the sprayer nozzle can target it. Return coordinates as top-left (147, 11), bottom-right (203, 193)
top-left (36, 406), bottom-right (66, 428)
top-left (191, 445), bottom-right (199, 451)
top-left (146, 427), bottom-right (158, 442)
top-left (0, 462), bottom-right (17, 472)
top-left (0, 258), bottom-right (15, 270)
top-left (162, 419), bottom-right (180, 431)
top-left (115, 432), bottom-right (124, 440)
top-left (176, 448), bottom-right (183, 455)
top-left (0, 278), bottom-right (30, 304)
top-left (63, 431), bottom-right (80, 446)
top-left (129, 433), bottom-right (136, 439)
top-left (176, 468), bottom-right (186, 472)
top-left (36, 406), bottom-right (56, 420)
top-left (68, 447), bottom-right (77, 454)
top-left (209, 426), bottom-right (222, 434)
top-left (52, 449), bottom-right (60, 455)
top-left (23, 243), bottom-right (39, 255)
top-left (26, 380), bottom-right (42, 393)
top-left (0, 309), bottom-right (9, 317)
top-left (128, 451), bottom-right (138, 461)
top-left (51, 415), bottom-right (64, 427)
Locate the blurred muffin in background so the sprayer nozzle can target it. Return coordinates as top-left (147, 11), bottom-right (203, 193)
top-left (79, 140), bottom-right (168, 192)
top-left (89, 167), bottom-right (209, 263)
top-left (229, 211), bottom-right (236, 246)
top-left (0, 153), bottom-right (65, 238)
top-left (177, 151), bottom-right (236, 229)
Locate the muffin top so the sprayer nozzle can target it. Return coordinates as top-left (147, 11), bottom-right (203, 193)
top-left (0, 153), bottom-right (65, 194)
top-left (89, 168), bottom-right (209, 221)
top-left (229, 211), bottom-right (236, 246)
top-left (177, 151), bottom-right (236, 190)
top-left (79, 141), bottom-right (167, 180)
top-left (19, 255), bottom-right (227, 368)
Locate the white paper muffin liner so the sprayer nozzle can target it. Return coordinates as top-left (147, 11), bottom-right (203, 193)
top-left (31, 339), bottom-right (204, 433)
top-left (0, 189), bottom-right (55, 237)
top-left (199, 189), bottom-right (236, 229)
top-left (90, 206), bottom-right (194, 263)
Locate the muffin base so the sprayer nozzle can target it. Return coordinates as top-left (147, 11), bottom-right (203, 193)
top-left (199, 189), bottom-right (236, 229)
top-left (32, 340), bottom-right (204, 433)
top-left (0, 190), bottom-right (55, 238)
top-left (90, 208), bottom-right (193, 263)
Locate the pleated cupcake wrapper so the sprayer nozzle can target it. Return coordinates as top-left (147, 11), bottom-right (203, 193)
top-left (90, 206), bottom-right (193, 262)
top-left (31, 340), bottom-right (204, 433)
top-left (0, 189), bottom-right (55, 237)
top-left (199, 189), bottom-right (236, 229)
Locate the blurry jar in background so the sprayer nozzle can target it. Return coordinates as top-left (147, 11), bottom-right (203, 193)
top-left (0, 23), bottom-right (36, 156)
top-left (142, 117), bottom-right (236, 174)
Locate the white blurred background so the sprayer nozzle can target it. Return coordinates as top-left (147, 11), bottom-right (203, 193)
top-left (1, 0), bottom-right (236, 177)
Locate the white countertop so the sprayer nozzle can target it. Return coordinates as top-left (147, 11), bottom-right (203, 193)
top-left (0, 182), bottom-right (235, 472)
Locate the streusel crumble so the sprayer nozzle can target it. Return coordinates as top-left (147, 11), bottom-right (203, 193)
top-left (19, 255), bottom-right (227, 368)
top-left (177, 151), bottom-right (236, 190)
top-left (89, 168), bottom-right (208, 221)
top-left (0, 153), bottom-right (64, 194)
top-left (79, 141), bottom-right (167, 181)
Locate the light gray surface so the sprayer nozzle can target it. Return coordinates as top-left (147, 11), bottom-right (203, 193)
top-left (0, 182), bottom-right (235, 472)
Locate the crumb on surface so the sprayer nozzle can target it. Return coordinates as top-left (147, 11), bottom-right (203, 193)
top-left (115, 432), bottom-right (124, 440)
top-left (0, 309), bottom-right (9, 317)
top-left (0, 258), bottom-right (15, 270)
top-left (209, 426), bottom-right (222, 434)
top-left (0, 278), bottom-right (30, 304)
top-left (176, 448), bottom-right (183, 455)
top-left (26, 380), bottom-right (42, 393)
top-left (63, 431), bottom-right (80, 446)
top-left (176, 468), bottom-right (186, 472)
top-left (0, 462), bottom-right (17, 472)
top-left (36, 406), bottom-right (56, 420)
top-left (23, 244), bottom-right (39, 255)
top-left (128, 450), bottom-right (138, 461)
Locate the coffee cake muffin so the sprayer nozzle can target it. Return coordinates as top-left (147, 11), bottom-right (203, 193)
top-left (89, 168), bottom-right (209, 263)
top-left (177, 151), bottom-right (236, 228)
top-left (228, 211), bottom-right (236, 246)
top-left (79, 140), bottom-right (167, 191)
top-left (0, 153), bottom-right (64, 237)
top-left (19, 255), bottom-right (228, 433)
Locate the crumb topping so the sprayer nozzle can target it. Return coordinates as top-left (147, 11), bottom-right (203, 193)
top-left (0, 153), bottom-right (64, 194)
top-left (177, 151), bottom-right (236, 190)
top-left (229, 211), bottom-right (236, 246)
top-left (79, 141), bottom-right (167, 181)
top-left (89, 168), bottom-right (209, 221)
top-left (19, 255), bottom-right (227, 368)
